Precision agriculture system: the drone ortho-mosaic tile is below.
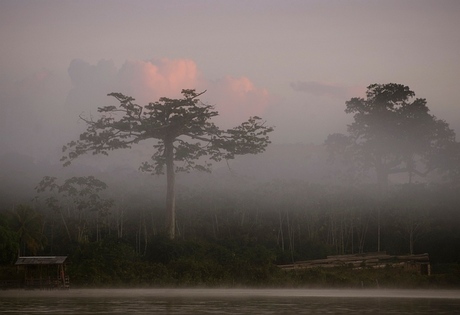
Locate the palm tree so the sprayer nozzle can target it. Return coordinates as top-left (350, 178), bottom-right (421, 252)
top-left (10, 205), bottom-right (46, 255)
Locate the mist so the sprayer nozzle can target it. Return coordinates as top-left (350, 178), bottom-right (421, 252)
top-left (1, 0), bottom-right (460, 297)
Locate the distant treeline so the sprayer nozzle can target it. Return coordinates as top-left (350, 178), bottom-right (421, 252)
top-left (1, 175), bottom-right (460, 287)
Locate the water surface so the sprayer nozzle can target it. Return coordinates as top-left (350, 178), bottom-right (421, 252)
top-left (1, 288), bottom-right (459, 314)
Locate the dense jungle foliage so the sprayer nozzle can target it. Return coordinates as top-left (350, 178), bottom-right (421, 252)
top-left (1, 175), bottom-right (459, 288)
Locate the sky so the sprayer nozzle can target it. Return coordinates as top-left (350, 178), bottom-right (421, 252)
top-left (1, 0), bottom-right (459, 162)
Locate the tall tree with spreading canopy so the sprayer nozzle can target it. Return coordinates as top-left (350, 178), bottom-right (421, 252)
top-left (61, 89), bottom-right (274, 239)
top-left (326, 83), bottom-right (456, 190)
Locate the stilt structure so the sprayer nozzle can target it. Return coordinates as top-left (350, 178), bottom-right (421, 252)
top-left (15, 256), bottom-right (70, 289)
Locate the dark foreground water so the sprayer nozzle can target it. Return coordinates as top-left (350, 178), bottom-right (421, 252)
top-left (1, 288), bottom-right (460, 314)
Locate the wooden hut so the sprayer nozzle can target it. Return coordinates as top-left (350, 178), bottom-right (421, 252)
top-left (15, 256), bottom-right (70, 289)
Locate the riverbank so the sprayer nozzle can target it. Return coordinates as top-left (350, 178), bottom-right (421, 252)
top-left (2, 237), bottom-right (459, 290)
top-left (2, 262), bottom-right (459, 290)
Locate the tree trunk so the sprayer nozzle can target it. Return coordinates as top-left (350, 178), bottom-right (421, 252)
top-left (143, 216), bottom-right (148, 256)
top-left (377, 207), bottom-right (381, 252)
top-left (116, 195), bottom-right (124, 238)
top-left (165, 137), bottom-right (176, 240)
top-left (358, 214), bottom-right (369, 254)
top-left (409, 227), bottom-right (414, 255)
top-left (375, 162), bottom-right (388, 253)
top-left (278, 210), bottom-right (285, 251)
top-left (60, 208), bottom-right (72, 242)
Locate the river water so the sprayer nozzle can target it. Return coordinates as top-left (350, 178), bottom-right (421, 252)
top-left (1, 288), bottom-right (459, 314)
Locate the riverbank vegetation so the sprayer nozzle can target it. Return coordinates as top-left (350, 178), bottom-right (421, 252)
top-left (65, 237), bottom-right (460, 288)
top-left (1, 180), bottom-right (460, 288)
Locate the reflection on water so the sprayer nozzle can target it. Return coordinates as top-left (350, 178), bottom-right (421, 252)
top-left (1, 289), bottom-right (460, 314)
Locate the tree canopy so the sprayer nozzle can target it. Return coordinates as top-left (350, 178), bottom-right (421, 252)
top-left (326, 83), bottom-right (456, 188)
top-left (35, 176), bottom-right (113, 243)
top-left (62, 89), bottom-right (274, 239)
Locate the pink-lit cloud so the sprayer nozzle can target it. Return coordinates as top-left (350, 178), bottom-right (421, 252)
top-left (116, 58), bottom-right (203, 103)
top-left (66, 58), bottom-right (273, 127)
top-left (204, 76), bottom-right (272, 128)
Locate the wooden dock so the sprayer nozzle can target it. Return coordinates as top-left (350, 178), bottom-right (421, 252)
top-left (278, 252), bottom-right (430, 275)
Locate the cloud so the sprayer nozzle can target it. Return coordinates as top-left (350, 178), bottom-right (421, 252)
top-left (0, 69), bottom-right (70, 158)
top-left (68, 59), bottom-right (117, 88)
top-left (290, 80), bottom-right (363, 99)
top-left (204, 76), bottom-right (272, 127)
top-left (116, 58), bottom-right (202, 103)
top-left (66, 58), bottom-right (273, 127)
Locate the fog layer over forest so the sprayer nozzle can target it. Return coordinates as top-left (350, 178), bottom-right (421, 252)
top-left (1, 82), bottom-right (459, 253)
top-left (1, 1), bottom-right (460, 288)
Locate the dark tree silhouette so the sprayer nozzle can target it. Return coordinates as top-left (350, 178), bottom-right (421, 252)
top-left (61, 89), bottom-right (273, 239)
top-left (326, 83), bottom-right (456, 189)
top-left (326, 83), bottom-right (457, 253)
